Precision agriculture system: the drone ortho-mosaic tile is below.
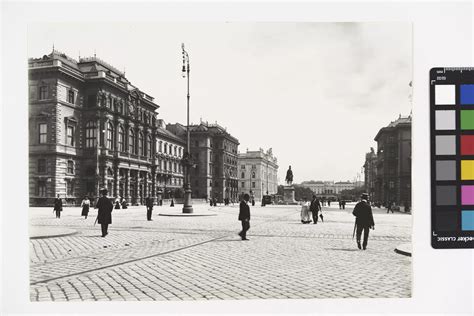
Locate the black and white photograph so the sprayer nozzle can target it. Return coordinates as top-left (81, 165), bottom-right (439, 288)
top-left (26, 21), bottom-right (414, 302)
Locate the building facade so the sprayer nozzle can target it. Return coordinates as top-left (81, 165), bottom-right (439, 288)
top-left (167, 121), bottom-right (239, 203)
top-left (29, 50), bottom-right (183, 206)
top-left (363, 147), bottom-right (377, 199)
top-left (300, 180), bottom-right (360, 199)
top-left (374, 115), bottom-right (412, 206)
top-left (237, 148), bottom-right (279, 200)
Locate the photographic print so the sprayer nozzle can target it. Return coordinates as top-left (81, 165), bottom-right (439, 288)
top-left (28, 22), bottom-right (412, 301)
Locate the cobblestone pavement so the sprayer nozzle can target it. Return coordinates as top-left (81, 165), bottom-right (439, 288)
top-left (29, 203), bottom-right (412, 301)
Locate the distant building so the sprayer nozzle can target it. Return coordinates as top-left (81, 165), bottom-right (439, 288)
top-left (155, 120), bottom-right (186, 200)
top-left (300, 180), bottom-right (358, 199)
top-left (364, 147), bottom-right (377, 199)
top-left (167, 121), bottom-right (239, 202)
top-left (374, 114), bottom-right (412, 206)
top-left (29, 50), bottom-right (166, 206)
top-left (237, 148), bottom-right (279, 200)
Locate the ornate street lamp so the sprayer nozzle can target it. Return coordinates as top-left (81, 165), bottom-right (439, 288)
top-left (181, 43), bottom-right (193, 213)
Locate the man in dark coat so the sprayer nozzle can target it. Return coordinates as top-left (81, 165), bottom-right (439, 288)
top-left (53, 194), bottom-right (62, 218)
top-left (146, 196), bottom-right (154, 221)
top-left (238, 193), bottom-right (251, 241)
top-left (310, 195), bottom-right (321, 224)
top-left (96, 188), bottom-right (113, 237)
top-left (352, 193), bottom-right (375, 250)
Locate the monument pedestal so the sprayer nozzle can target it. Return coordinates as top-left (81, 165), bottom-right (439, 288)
top-left (283, 185), bottom-right (297, 204)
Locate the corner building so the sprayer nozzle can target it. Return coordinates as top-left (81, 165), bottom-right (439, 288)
top-left (29, 50), bottom-right (183, 206)
top-left (374, 115), bottom-right (412, 207)
top-left (237, 148), bottom-right (279, 201)
top-left (167, 122), bottom-right (239, 203)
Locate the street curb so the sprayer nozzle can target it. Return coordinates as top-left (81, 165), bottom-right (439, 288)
top-left (30, 229), bottom-right (78, 239)
top-left (394, 243), bottom-right (412, 257)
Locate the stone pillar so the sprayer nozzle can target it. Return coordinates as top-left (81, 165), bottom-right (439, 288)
top-left (144, 172), bottom-right (148, 198)
top-left (151, 166), bottom-right (156, 199)
top-left (125, 169), bottom-right (130, 199)
top-left (113, 166), bottom-right (119, 197)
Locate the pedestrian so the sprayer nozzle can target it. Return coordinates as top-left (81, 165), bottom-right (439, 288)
top-left (387, 201), bottom-right (394, 214)
top-left (53, 194), bottom-right (62, 219)
top-left (170, 198), bottom-right (175, 207)
top-left (342, 200), bottom-right (346, 210)
top-left (96, 188), bottom-right (113, 237)
top-left (80, 196), bottom-right (90, 219)
top-left (146, 196), bottom-right (154, 221)
top-left (352, 193), bottom-right (375, 250)
top-left (310, 195), bottom-right (321, 224)
top-left (238, 193), bottom-right (251, 240)
top-left (114, 196), bottom-right (121, 209)
top-left (121, 197), bottom-right (128, 209)
top-left (210, 197), bottom-right (213, 207)
top-left (339, 200), bottom-right (342, 209)
top-left (327, 200), bottom-right (331, 207)
top-left (300, 197), bottom-right (311, 224)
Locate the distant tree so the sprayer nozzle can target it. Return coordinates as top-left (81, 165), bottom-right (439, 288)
top-left (277, 185), bottom-right (284, 196)
top-left (293, 185), bottom-right (314, 201)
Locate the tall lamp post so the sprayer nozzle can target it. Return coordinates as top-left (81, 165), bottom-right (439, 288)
top-left (181, 43), bottom-right (193, 213)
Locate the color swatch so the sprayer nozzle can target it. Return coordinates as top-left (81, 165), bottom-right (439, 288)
top-left (431, 68), bottom-right (474, 249)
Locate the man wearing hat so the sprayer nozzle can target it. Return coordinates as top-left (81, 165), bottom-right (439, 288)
top-left (352, 193), bottom-right (375, 250)
top-left (95, 188), bottom-right (114, 237)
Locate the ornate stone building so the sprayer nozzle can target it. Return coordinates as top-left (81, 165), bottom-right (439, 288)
top-left (374, 114), bottom-right (412, 206)
top-left (363, 147), bottom-right (377, 199)
top-left (237, 148), bottom-right (279, 201)
top-left (29, 50), bottom-right (183, 206)
top-left (166, 121), bottom-right (239, 203)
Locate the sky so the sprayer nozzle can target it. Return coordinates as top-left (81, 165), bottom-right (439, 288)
top-left (28, 22), bottom-right (412, 184)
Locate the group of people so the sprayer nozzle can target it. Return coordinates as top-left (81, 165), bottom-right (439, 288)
top-left (300, 195), bottom-right (323, 224)
top-left (298, 193), bottom-right (375, 250)
top-left (53, 187), bottom-right (376, 249)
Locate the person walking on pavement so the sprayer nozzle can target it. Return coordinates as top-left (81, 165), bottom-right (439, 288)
top-left (146, 196), bottom-right (154, 221)
top-left (387, 201), bottom-right (395, 214)
top-left (300, 197), bottom-right (311, 224)
top-left (238, 193), bottom-right (251, 240)
top-left (352, 193), bottom-right (375, 250)
top-left (96, 188), bottom-right (113, 237)
top-left (80, 196), bottom-right (90, 219)
top-left (53, 194), bottom-right (62, 219)
top-left (310, 195), bottom-right (321, 224)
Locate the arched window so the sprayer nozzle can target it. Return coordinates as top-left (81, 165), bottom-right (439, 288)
top-left (164, 143), bottom-right (168, 154)
top-left (106, 122), bottom-right (114, 150)
top-left (129, 129), bottom-right (135, 154)
top-left (147, 135), bottom-right (152, 158)
top-left (138, 131), bottom-right (144, 156)
top-left (85, 121), bottom-right (97, 148)
top-left (118, 126), bottom-right (124, 152)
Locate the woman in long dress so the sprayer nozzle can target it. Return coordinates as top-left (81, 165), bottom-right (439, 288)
top-left (80, 196), bottom-right (90, 219)
top-left (300, 197), bottom-right (311, 224)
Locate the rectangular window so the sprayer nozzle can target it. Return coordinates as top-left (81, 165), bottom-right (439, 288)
top-left (67, 126), bottom-right (74, 146)
top-left (38, 181), bottom-right (46, 197)
top-left (39, 86), bottom-right (48, 100)
top-left (67, 160), bottom-right (74, 174)
top-left (39, 123), bottom-right (47, 144)
top-left (241, 182), bottom-right (245, 188)
top-left (38, 159), bottom-right (46, 173)
top-left (68, 90), bottom-right (75, 104)
top-left (66, 181), bottom-right (74, 196)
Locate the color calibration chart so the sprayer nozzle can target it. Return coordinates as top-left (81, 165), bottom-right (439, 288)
top-left (430, 68), bottom-right (474, 249)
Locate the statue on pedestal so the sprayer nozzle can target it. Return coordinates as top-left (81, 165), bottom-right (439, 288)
top-left (285, 165), bottom-right (293, 185)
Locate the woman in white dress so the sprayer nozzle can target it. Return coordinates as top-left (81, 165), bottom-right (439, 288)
top-left (80, 196), bottom-right (90, 219)
top-left (300, 197), bottom-right (311, 224)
